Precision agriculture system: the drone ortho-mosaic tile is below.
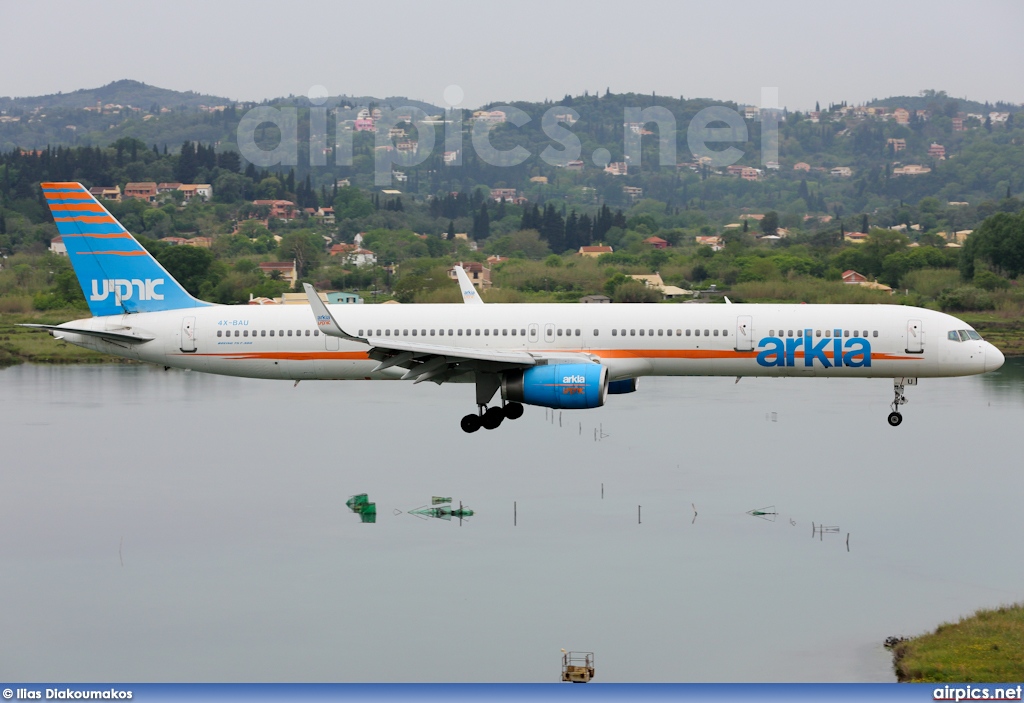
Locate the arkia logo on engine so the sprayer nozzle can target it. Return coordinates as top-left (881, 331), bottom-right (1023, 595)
top-left (90, 279), bottom-right (164, 304)
top-left (562, 375), bottom-right (587, 384)
top-left (755, 330), bottom-right (872, 368)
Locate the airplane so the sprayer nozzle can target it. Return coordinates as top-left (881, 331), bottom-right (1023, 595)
top-left (27, 182), bottom-right (1005, 433)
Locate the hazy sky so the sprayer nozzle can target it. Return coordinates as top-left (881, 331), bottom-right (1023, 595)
top-left (4, 0), bottom-right (1023, 110)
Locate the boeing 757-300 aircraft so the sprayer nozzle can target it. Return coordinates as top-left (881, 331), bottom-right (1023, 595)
top-left (27, 182), bottom-right (1004, 432)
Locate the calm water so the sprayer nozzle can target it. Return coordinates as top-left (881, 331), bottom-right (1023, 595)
top-left (2, 360), bottom-right (1023, 682)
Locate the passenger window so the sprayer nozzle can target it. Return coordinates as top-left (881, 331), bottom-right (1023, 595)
top-left (612, 329), bottom-right (618, 336)
top-left (557, 329), bottom-right (562, 336)
top-left (458, 329), bottom-right (463, 336)
top-left (815, 330), bottom-right (821, 337)
top-left (485, 329), bottom-right (490, 336)
top-left (243, 330), bottom-right (248, 337)
top-left (314, 330), bottom-right (319, 336)
top-left (769, 330), bottom-right (774, 336)
top-left (713, 329), bottom-right (719, 336)
top-left (593, 329), bottom-right (599, 336)
top-left (723, 330), bottom-right (727, 336)
top-left (494, 329), bottom-right (498, 336)
top-left (511, 329), bottom-right (516, 336)
top-left (217, 330), bottom-right (222, 337)
top-left (844, 330), bottom-right (850, 338)
top-left (270, 330), bottom-right (275, 337)
top-left (648, 330), bottom-right (653, 336)
top-left (261, 331), bottom-right (266, 337)
top-left (666, 329), bottom-right (672, 336)
top-left (694, 329), bottom-right (700, 336)
top-left (521, 329), bottom-right (526, 336)
top-left (422, 330), bottom-right (426, 336)
top-left (287, 330), bottom-right (293, 337)
top-left (576, 329), bottom-right (581, 336)
top-left (430, 329), bottom-right (435, 336)
top-left (872, 331), bottom-right (878, 338)
top-left (620, 329), bottom-right (626, 336)
top-left (502, 329), bottom-right (507, 336)
top-left (305, 330), bottom-right (310, 336)
top-left (704, 329), bottom-right (709, 336)
top-left (412, 329), bottom-right (417, 336)
top-left (449, 329), bottom-right (454, 335)
top-left (825, 329), bottom-right (831, 338)
top-left (234, 330), bottom-right (239, 337)
top-left (676, 329), bottom-right (681, 336)
top-left (376, 329), bottom-right (381, 336)
top-left (686, 329), bottom-right (691, 336)
top-left (630, 330), bottom-right (636, 336)
top-left (475, 329), bottom-right (480, 336)
top-left (437, 329), bottom-right (443, 336)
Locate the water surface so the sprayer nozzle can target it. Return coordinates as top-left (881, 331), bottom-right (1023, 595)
top-left (2, 361), bottom-right (1022, 682)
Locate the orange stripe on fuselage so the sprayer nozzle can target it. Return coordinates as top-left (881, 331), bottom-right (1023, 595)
top-left (176, 351), bottom-right (371, 361)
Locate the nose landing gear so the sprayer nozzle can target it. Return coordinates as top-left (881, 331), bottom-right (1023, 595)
top-left (887, 378), bottom-right (915, 427)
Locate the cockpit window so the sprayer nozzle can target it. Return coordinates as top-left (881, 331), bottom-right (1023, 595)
top-left (958, 330), bottom-right (971, 342)
top-left (966, 330), bottom-right (982, 340)
top-left (948, 331), bottom-right (960, 342)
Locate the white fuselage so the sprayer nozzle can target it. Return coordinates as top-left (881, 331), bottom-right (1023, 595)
top-left (53, 302), bottom-right (1000, 382)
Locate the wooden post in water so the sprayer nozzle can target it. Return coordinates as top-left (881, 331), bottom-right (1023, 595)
top-left (514, 501), bottom-right (517, 527)
top-left (638, 505), bottom-right (641, 524)
top-left (601, 483), bottom-right (604, 499)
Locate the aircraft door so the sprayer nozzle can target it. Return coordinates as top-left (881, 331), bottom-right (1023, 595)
top-left (180, 316), bottom-right (197, 353)
top-left (528, 324), bottom-right (539, 343)
top-left (544, 323), bottom-right (555, 343)
top-left (325, 333), bottom-right (340, 351)
top-left (735, 315), bottom-right (753, 351)
top-left (906, 319), bottom-right (924, 353)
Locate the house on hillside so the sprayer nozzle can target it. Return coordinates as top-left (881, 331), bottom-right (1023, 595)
top-left (49, 235), bottom-right (67, 256)
top-left (578, 245), bottom-right (613, 257)
top-left (178, 184), bottom-right (212, 202)
top-left (643, 236), bottom-right (669, 249)
top-left (89, 185), bottom-right (121, 202)
top-left (258, 260), bottom-right (298, 288)
top-left (448, 261), bottom-right (491, 289)
top-left (124, 182), bottom-right (157, 203)
top-left (842, 270), bottom-right (868, 284)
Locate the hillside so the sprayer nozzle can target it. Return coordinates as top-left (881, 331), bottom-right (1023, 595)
top-left (0, 79), bottom-right (232, 112)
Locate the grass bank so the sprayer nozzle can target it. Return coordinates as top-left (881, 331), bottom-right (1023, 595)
top-left (0, 310), bottom-right (116, 367)
top-left (890, 604), bottom-right (1024, 682)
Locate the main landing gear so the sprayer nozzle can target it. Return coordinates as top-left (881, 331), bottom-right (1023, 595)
top-left (460, 402), bottom-right (524, 433)
top-left (887, 378), bottom-right (915, 427)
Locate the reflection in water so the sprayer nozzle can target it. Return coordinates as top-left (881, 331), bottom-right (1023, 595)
top-left (407, 500), bottom-right (474, 524)
top-left (345, 493), bottom-right (377, 524)
top-left (980, 357), bottom-right (1024, 397)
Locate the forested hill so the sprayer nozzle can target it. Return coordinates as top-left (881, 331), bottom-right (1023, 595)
top-left (0, 79), bottom-right (233, 112)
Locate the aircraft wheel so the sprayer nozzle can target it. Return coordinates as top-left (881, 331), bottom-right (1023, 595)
top-left (481, 406), bottom-right (505, 430)
top-left (461, 414), bottom-right (482, 433)
top-left (887, 411), bottom-right (903, 427)
top-left (504, 402), bottom-right (524, 420)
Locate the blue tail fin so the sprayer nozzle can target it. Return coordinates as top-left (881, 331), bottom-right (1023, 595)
top-left (42, 182), bottom-right (209, 317)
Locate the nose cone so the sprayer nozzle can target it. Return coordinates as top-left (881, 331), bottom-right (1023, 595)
top-left (985, 343), bottom-right (1005, 372)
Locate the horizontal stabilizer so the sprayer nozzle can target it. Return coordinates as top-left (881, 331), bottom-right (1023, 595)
top-left (19, 324), bottom-right (155, 345)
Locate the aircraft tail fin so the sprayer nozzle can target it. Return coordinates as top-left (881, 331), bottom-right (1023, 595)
top-left (42, 182), bottom-right (209, 317)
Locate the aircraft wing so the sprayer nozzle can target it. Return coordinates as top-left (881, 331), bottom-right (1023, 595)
top-left (453, 266), bottom-right (484, 304)
top-left (303, 284), bottom-right (594, 383)
top-left (18, 323), bottom-right (155, 345)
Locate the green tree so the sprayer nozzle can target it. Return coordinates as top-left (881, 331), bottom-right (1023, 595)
top-left (760, 211), bottom-right (779, 235)
top-left (277, 229), bottom-right (325, 277)
top-left (157, 246), bottom-right (219, 296)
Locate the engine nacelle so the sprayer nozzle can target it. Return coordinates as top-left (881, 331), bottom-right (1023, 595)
top-left (608, 378), bottom-right (639, 394)
top-left (502, 363), bottom-right (608, 410)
